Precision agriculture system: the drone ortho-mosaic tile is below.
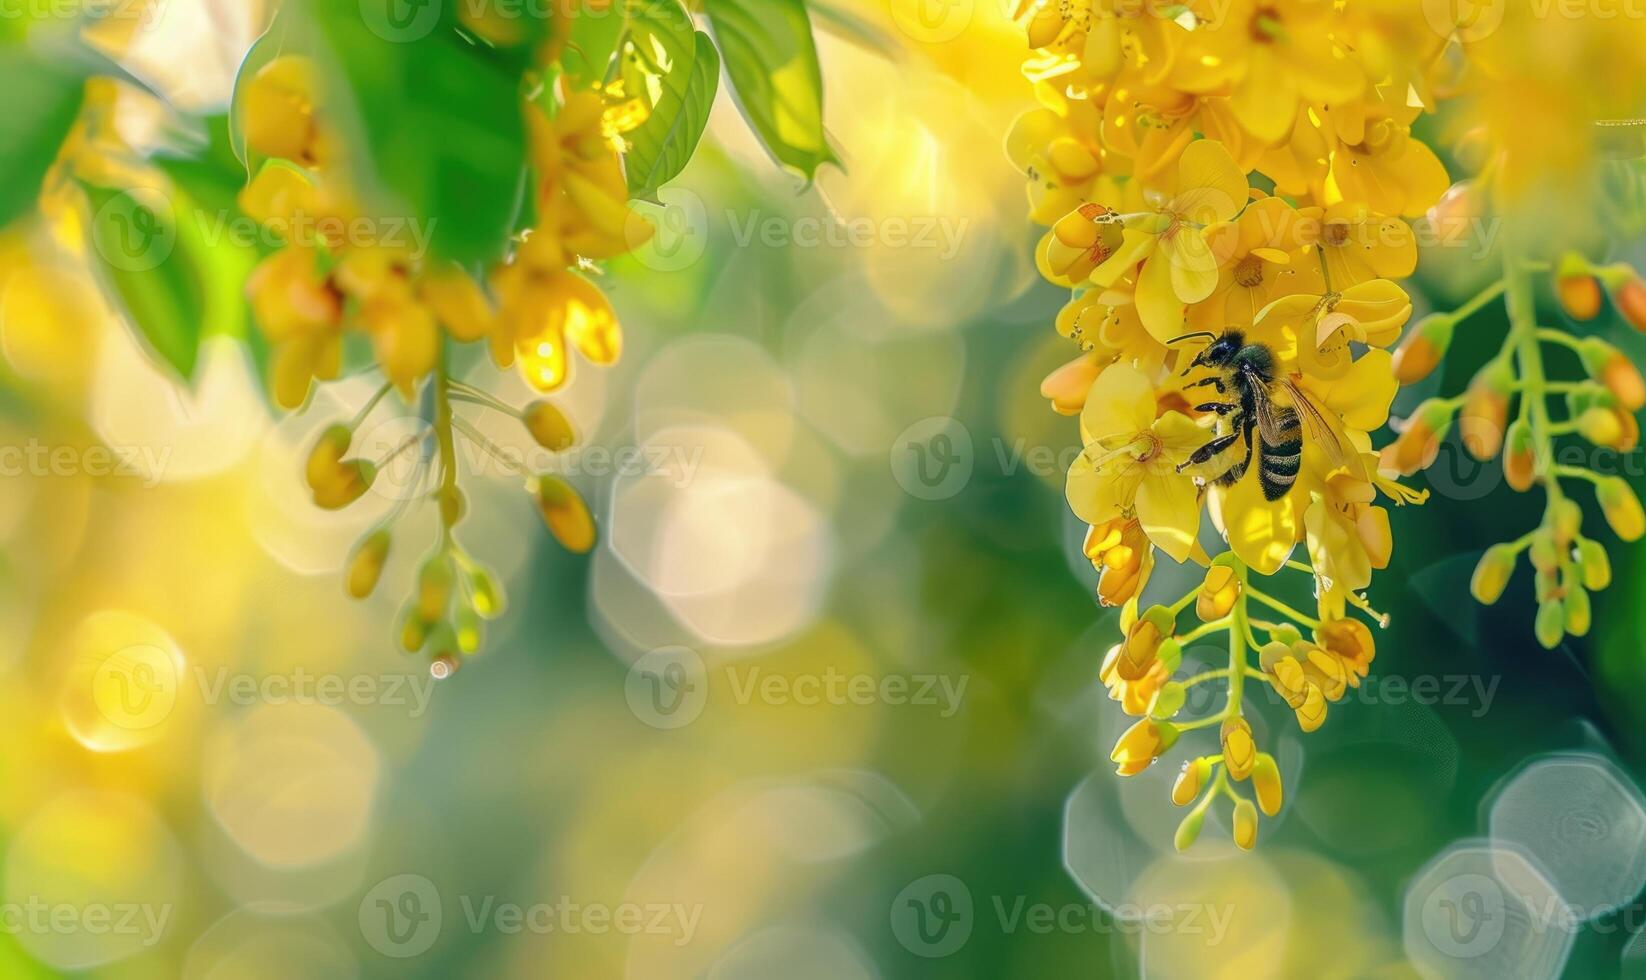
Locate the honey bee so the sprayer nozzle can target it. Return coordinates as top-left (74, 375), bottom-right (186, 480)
top-left (1172, 330), bottom-right (1352, 501)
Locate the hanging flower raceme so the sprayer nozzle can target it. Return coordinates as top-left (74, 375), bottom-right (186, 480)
top-left (1011, 0), bottom-right (1456, 850)
top-left (235, 48), bottom-right (650, 671)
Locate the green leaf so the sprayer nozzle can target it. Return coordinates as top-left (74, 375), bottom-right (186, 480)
top-left (0, 40), bottom-right (90, 229)
top-left (154, 115), bottom-right (273, 395)
top-left (298, 0), bottom-right (527, 265)
top-left (624, 30), bottom-right (720, 200)
top-left (79, 182), bottom-right (207, 382)
top-left (563, 0), bottom-right (629, 85)
top-left (702, 0), bottom-right (836, 180)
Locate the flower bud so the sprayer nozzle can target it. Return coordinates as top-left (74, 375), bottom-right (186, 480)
top-left (1535, 599), bottom-right (1566, 649)
top-left (523, 400), bottom-right (576, 451)
top-left (399, 605), bottom-right (428, 653)
top-left (1252, 753), bottom-right (1283, 816)
top-left (1112, 718), bottom-right (1177, 775)
top-left (418, 555), bottom-right (453, 622)
top-left (1041, 353), bottom-right (1103, 417)
top-left (455, 604), bottom-right (484, 654)
top-left (1558, 274), bottom-right (1603, 321)
top-left (1460, 370), bottom-right (1510, 460)
top-left (1597, 476), bottom-right (1646, 541)
top-left (1579, 407), bottom-right (1624, 448)
top-left (468, 567), bottom-right (506, 618)
top-left (1615, 278), bottom-right (1646, 332)
top-left (1267, 623), bottom-right (1302, 647)
top-left (1564, 584), bottom-right (1591, 637)
top-left (1391, 314), bottom-right (1453, 383)
top-left (1578, 340), bottom-right (1646, 411)
top-left (1196, 563), bottom-right (1240, 621)
top-left (1470, 543), bottom-right (1517, 605)
top-left (346, 529), bottom-right (391, 599)
top-left (1552, 498), bottom-right (1583, 544)
top-left (1172, 757), bottom-right (1211, 806)
top-left (1220, 716), bottom-right (1257, 781)
top-left (1232, 798), bottom-right (1258, 850)
top-left (1578, 538), bottom-right (1612, 590)
top-left (533, 476), bottom-right (597, 553)
top-left (313, 459), bottom-right (375, 509)
top-left (1503, 419), bottom-right (1536, 491)
top-left (1174, 807), bottom-right (1206, 851)
top-left (1041, 203), bottom-right (1119, 283)
top-left (1528, 530), bottom-right (1559, 573)
top-left (1150, 680), bottom-right (1186, 720)
top-left (1386, 400), bottom-right (1450, 475)
top-left (305, 423), bottom-right (352, 491)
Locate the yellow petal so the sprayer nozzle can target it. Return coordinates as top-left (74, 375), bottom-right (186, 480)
top-left (1171, 139), bottom-right (1247, 225)
top-left (1136, 472), bottom-right (1200, 563)
top-left (1080, 362), bottom-right (1155, 442)
top-left (1167, 230), bottom-right (1219, 305)
top-left (1134, 250), bottom-right (1188, 344)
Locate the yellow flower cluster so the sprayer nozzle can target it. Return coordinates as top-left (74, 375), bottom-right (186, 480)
top-left (1011, 0), bottom-right (1449, 849)
top-left (241, 52), bottom-right (651, 670)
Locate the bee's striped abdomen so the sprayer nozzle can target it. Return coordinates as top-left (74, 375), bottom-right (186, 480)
top-left (1257, 408), bottom-right (1302, 501)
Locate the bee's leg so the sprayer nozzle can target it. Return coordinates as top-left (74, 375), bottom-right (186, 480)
top-left (1186, 377), bottom-right (1226, 393)
top-left (1180, 432), bottom-right (1240, 469)
top-left (1195, 401), bottom-right (1238, 415)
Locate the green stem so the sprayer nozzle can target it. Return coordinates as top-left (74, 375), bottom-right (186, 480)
top-left (1504, 244), bottom-right (1565, 506)
top-left (1181, 668), bottom-right (1229, 687)
top-left (1179, 618), bottom-right (1231, 643)
top-left (1225, 561), bottom-right (1248, 721)
top-left (1452, 279), bottom-right (1507, 322)
top-left (1244, 586), bottom-right (1321, 628)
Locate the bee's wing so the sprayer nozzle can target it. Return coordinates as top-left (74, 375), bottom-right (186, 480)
top-left (1241, 365), bottom-right (1290, 445)
top-left (1280, 376), bottom-right (1366, 479)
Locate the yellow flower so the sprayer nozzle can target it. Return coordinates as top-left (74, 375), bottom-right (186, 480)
top-left (1196, 562), bottom-right (1240, 620)
top-left (1255, 278), bottom-right (1412, 382)
top-left (492, 243), bottom-right (622, 393)
top-left (1065, 363), bottom-right (1205, 561)
top-left (1099, 642), bottom-right (1169, 717)
top-left (1084, 516), bottom-right (1154, 607)
top-left (1177, 0), bottom-right (1366, 145)
top-left (1006, 100), bottom-right (1112, 225)
top-left (1090, 140), bottom-right (1251, 342)
top-left (1221, 715), bottom-right (1257, 780)
top-left (1190, 195), bottom-right (1321, 331)
top-left (1311, 204), bottom-right (1418, 287)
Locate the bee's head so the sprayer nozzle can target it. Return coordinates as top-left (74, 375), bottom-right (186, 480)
top-left (1169, 330), bottom-right (1242, 373)
top-left (1197, 331), bottom-right (1243, 368)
